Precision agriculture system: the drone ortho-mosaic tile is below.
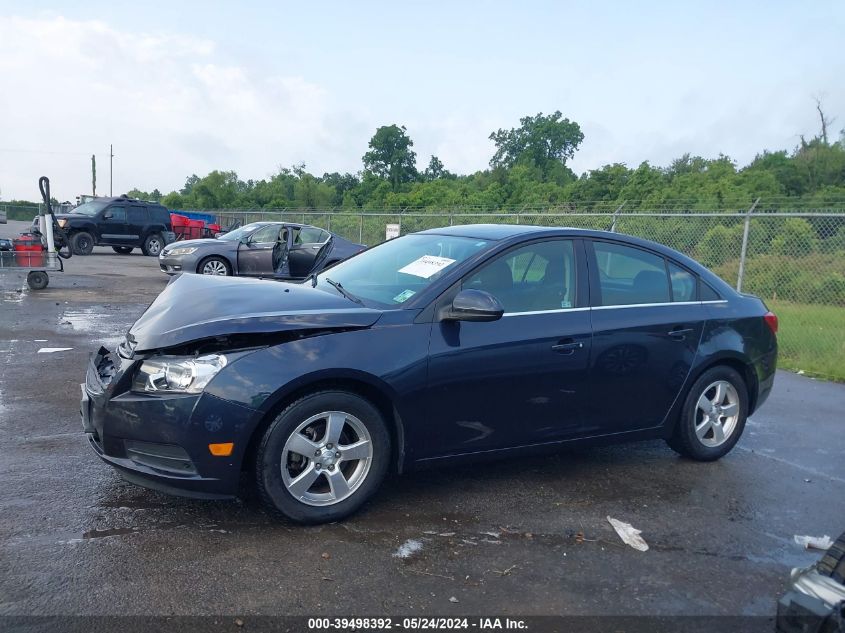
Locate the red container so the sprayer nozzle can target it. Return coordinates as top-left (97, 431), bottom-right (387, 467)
top-left (13, 234), bottom-right (45, 267)
top-left (187, 219), bottom-right (205, 240)
top-left (170, 214), bottom-right (191, 240)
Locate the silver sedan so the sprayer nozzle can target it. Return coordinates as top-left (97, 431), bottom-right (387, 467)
top-left (158, 222), bottom-right (365, 279)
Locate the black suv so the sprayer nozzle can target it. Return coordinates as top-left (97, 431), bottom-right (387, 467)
top-left (53, 195), bottom-right (175, 256)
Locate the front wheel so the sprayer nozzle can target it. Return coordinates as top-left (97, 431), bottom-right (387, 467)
top-left (70, 231), bottom-right (94, 255)
top-left (198, 256), bottom-right (232, 276)
top-left (666, 366), bottom-right (748, 461)
top-left (255, 391), bottom-right (390, 524)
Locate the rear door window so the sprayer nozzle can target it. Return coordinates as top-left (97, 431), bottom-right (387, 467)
top-left (592, 241), bottom-right (670, 306)
top-left (127, 207), bottom-right (147, 224)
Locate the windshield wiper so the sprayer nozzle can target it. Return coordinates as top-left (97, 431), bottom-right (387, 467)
top-left (325, 278), bottom-right (363, 305)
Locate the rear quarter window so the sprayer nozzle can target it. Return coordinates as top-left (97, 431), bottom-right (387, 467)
top-left (149, 206), bottom-right (170, 224)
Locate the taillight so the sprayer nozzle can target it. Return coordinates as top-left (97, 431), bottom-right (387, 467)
top-left (764, 311), bottom-right (778, 334)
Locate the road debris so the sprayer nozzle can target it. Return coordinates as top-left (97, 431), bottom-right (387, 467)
top-left (794, 535), bottom-right (834, 550)
top-left (393, 539), bottom-right (423, 559)
top-left (449, 596), bottom-right (459, 603)
top-left (37, 347), bottom-right (73, 353)
top-left (607, 516), bottom-right (649, 552)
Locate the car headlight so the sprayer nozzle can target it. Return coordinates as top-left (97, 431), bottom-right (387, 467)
top-left (132, 354), bottom-right (227, 394)
top-left (167, 246), bottom-right (197, 256)
top-left (57, 218), bottom-right (68, 228)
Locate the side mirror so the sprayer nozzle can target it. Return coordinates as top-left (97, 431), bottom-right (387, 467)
top-left (443, 289), bottom-right (504, 322)
top-left (103, 210), bottom-right (113, 219)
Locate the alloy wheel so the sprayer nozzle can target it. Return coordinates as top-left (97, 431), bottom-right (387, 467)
top-left (281, 411), bottom-right (373, 506)
top-left (201, 260), bottom-right (229, 275)
top-left (147, 238), bottom-right (161, 255)
top-left (694, 380), bottom-right (740, 447)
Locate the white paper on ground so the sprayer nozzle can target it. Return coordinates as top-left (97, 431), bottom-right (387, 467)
top-left (607, 516), bottom-right (649, 551)
top-left (794, 534), bottom-right (834, 550)
top-left (398, 255), bottom-right (456, 278)
top-left (37, 347), bottom-right (73, 354)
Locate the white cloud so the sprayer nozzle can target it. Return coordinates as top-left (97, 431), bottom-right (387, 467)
top-left (0, 14), bottom-right (355, 201)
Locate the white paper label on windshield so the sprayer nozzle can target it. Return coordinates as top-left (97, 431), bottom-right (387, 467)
top-left (398, 255), bottom-right (456, 279)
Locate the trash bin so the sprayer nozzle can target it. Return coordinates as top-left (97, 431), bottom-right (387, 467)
top-left (13, 234), bottom-right (45, 267)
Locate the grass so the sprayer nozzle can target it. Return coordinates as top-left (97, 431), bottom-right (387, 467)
top-left (768, 299), bottom-right (845, 382)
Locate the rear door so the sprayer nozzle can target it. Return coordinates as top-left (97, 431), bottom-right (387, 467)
top-left (237, 224), bottom-right (282, 276)
top-left (100, 205), bottom-right (129, 245)
top-left (585, 239), bottom-right (706, 433)
top-left (126, 205), bottom-right (148, 244)
top-left (287, 227), bottom-right (331, 278)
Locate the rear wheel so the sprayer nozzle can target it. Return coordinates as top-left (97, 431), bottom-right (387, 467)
top-left (255, 391), bottom-right (390, 524)
top-left (112, 246), bottom-right (133, 255)
top-left (70, 231), bottom-right (94, 255)
top-left (142, 233), bottom-right (163, 256)
top-left (198, 256), bottom-right (232, 276)
top-left (666, 366), bottom-right (748, 461)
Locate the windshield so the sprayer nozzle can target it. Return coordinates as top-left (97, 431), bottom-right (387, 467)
top-left (315, 234), bottom-right (491, 307)
top-left (71, 200), bottom-right (109, 216)
top-left (217, 223), bottom-right (265, 241)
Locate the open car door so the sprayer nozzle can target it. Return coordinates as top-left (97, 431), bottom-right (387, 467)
top-left (286, 227), bottom-right (332, 278)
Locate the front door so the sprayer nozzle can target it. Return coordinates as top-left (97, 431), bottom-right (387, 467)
top-left (237, 224), bottom-right (283, 275)
top-left (422, 239), bottom-right (593, 458)
top-left (585, 239), bottom-right (705, 433)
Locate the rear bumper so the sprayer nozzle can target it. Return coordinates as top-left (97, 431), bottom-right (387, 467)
top-left (752, 347), bottom-right (778, 413)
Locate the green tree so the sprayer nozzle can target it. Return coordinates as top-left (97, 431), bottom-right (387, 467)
top-left (489, 111), bottom-right (584, 177)
top-left (362, 124), bottom-right (418, 192)
top-left (422, 155), bottom-right (454, 181)
top-left (771, 218), bottom-right (818, 255)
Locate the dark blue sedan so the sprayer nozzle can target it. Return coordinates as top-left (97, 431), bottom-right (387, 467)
top-left (81, 224), bottom-right (778, 523)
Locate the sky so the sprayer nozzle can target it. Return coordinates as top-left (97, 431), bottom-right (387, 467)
top-left (0, 1), bottom-right (843, 202)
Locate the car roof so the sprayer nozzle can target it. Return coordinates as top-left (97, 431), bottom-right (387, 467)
top-left (417, 223), bottom-right (736, 295)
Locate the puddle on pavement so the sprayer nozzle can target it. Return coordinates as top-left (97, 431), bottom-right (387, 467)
top-left (82, 526), bottom-right (141, 540)
top-left (58, 306), bottom-right (126, 345)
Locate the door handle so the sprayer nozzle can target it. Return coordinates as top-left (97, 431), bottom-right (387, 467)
top-left (552, 339), bottom-right (583, 355)
top-left (667, 327), bottom-right (695, 339)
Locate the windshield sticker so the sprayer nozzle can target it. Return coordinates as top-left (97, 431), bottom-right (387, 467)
top-left (393, 289), bottom-right (416, 303)
top-left (398, 255), bottom-right (456, 279)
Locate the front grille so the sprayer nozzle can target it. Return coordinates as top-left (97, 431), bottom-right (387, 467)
top-left (124, 440), bottom-right (198, 476)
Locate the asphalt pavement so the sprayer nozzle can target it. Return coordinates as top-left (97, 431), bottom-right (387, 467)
top-left (1, 219), bottom-right (843, 618)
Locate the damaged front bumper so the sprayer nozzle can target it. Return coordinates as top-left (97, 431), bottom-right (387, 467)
top-left (81, 346), bottom-right (259, 499)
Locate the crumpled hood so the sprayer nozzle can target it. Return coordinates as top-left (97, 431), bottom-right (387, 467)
top-left (128, 273), bottom-right (382, 352)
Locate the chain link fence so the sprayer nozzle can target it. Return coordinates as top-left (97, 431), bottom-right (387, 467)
top-left (208, 206), bottom-right (845, 381)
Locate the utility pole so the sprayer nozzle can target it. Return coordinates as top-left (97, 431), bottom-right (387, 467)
top-left (91, 154), bottom-right (96, 197)
top-left (109, 144), bottom-right (114, 196)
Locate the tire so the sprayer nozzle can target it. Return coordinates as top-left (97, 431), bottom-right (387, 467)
top-left (666, 365), bottom-right (748, 461)
top-left (255, 390), bottom-right (391, 524)
top-left (818, 532), bottom-right (845, 584)
top-left (26, 271), bottom-right (49, 290)
top-left (70, 231), bottom-right (94, 256)
top-left (197, 256), bottom-right (232, 276)
top-left (142, 233), bottom-right (164, 257)
top-left (112, 246), bottom-right (133, 255)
